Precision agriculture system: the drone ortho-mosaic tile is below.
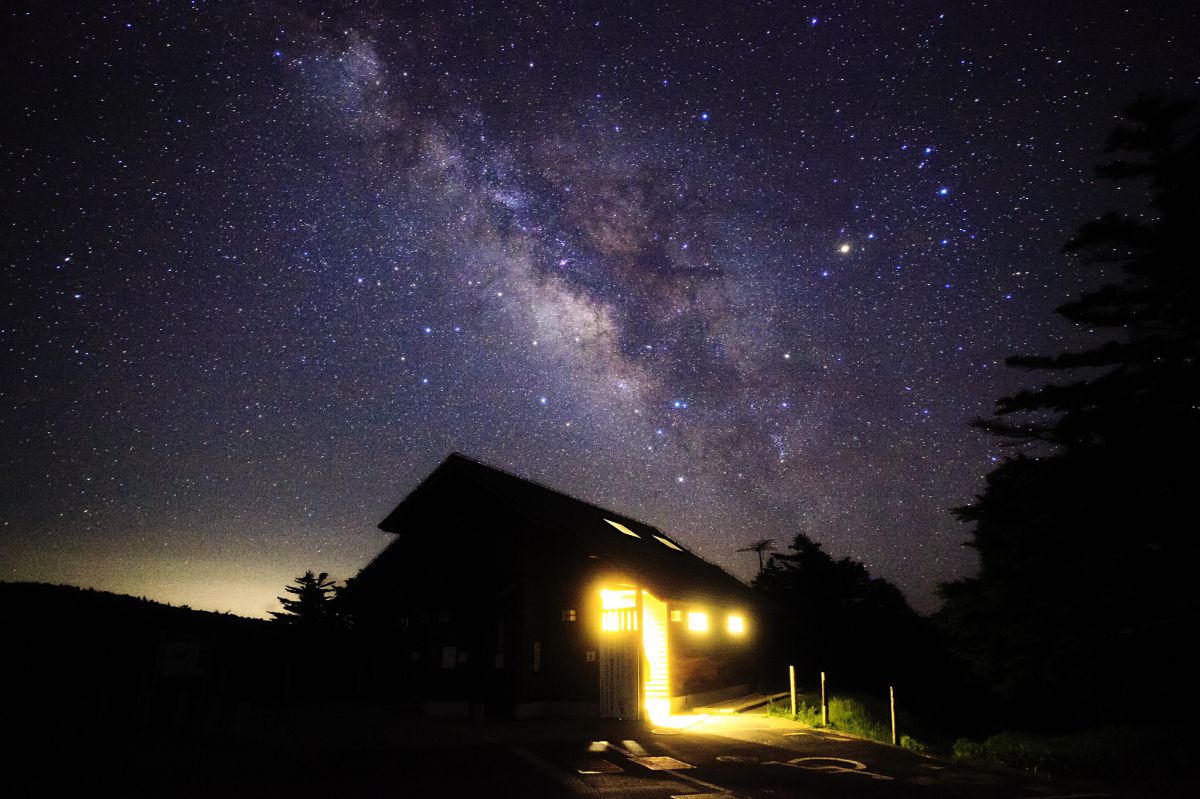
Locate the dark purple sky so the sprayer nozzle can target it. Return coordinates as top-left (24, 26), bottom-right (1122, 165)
top-left (3, 1), bottom-right (1196, 616)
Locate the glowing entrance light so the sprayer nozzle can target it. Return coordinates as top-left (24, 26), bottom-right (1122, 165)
top-left (641, 591), bottom-right (670, 723)
top-left (598, 586), bottom-right (672, 723)
top-left (727, 614), bottom-right (746, 634)
top-left (687, 611), bottom-right (709, 632)
top-left (600, 588), bottom-right (637, 632)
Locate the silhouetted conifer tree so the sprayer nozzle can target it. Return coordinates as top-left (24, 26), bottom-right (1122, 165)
top-left (754, 533), bottom-right (930, 691)
top-left (271, 570), bottom-right (339, 627)
top-left (939, 97), bottom-right (1200, 727)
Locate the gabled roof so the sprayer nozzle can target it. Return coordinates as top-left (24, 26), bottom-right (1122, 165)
top-left (378, 452), bottom-right (755, 606)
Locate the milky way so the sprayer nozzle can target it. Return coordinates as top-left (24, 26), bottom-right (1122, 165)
top-left (3, 1), bottom-right (1196, 616)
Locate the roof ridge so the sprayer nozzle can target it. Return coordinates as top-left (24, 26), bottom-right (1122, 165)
top-left (447, 451), bottom-right (670, 537)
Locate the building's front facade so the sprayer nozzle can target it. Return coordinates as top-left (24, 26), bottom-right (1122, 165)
top-left (349, 453), bottom-right (762, 719)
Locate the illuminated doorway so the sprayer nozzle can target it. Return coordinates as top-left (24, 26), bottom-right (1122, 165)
top-left (598, 587), bottom-right (670, 721)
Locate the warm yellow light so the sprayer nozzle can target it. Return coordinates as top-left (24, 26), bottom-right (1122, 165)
top-left (652, 534), bottom-right (683, 551)
top-left (600, 589), bottom-right (636, 610)
top-left (727, 614), bottom-right (745, 634)
top-left (604, 519), bottom-right (640, 538)
top-left (601, 588), bottom-right (638, 632)
top-left (641, 591), bottom-right (670, 724)
top-left (687, 611), bottom-right (709, 632)
top-left (838, 243), bottom-right (852, 254)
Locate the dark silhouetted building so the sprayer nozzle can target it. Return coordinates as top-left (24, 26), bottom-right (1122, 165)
top-left (349, 453), bottom-right (761, 719)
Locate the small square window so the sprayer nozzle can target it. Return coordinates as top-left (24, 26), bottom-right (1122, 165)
top-left (562, 609), bottom-right (577, 622)
top-left (669, 609), bottom-right (682, 622)
top-left (687, 611), bottom-right (709, 632)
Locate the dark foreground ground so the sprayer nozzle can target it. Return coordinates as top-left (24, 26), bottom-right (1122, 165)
top-left (8, 706), bottom-right (1194, 799)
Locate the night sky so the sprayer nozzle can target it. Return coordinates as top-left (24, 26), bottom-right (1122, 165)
top-left (3, 1), bottom-right (1196, 618)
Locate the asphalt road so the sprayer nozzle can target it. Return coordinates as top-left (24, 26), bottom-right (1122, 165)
top-left (12, 709), bottom-right (1173, 797)
top-left (490, 712), bottom-right (1113, 799)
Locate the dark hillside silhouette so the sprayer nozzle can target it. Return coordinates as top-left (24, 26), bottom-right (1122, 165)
top-left (939, 97), bottom-right (1200, 728)
top-left (1, 582), bottom-right (276, 729)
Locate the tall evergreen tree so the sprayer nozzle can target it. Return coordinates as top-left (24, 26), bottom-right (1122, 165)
top-left (271, 570), bottom-right (339, 627)
top-left (939, 97), bottom-right (1200, 726)
top-left (755, 533), bottom-right (928, 691)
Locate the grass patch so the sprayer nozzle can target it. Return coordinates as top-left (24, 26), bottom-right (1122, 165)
top-left (951, 726), bottom-right (1185, 781)
top-left (766, 694), bottom-right (930, 750)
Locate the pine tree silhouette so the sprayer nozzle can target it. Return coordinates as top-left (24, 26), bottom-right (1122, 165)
top-left (939, 97), bottom-right (1200, 725)
top-left (271, 570), bottom-right (338, 627)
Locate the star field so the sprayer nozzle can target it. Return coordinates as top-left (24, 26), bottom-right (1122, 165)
top-left (3, 1), bottom-right (1197, 616)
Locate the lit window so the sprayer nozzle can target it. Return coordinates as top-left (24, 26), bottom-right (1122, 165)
top-left (687, 611), bottom-right (709, 632)
top-left (653, 534), bottom-right (684, 551)
top-left (727, 614), bottom-right (746, 634)
top-left (604, 519), bottom-right (640, 538)
top-left (669, 609), bottom-right (682, 622)
top-left (601, 588), bottom-right (638, 632)
top-left (562, 609), bottom-right (577, 622)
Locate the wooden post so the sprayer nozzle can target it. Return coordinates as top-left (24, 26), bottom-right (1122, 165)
top-left (890, 685), bottom-right (897, 745)
top-left (820, 671), bottom-right (829, 726)
top-left (788, 665), bottom-right (796, 717)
